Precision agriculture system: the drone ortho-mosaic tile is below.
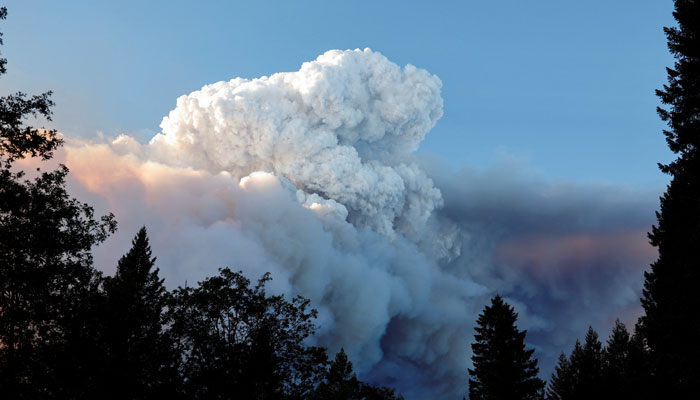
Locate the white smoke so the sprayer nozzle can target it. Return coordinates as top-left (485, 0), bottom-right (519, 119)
top-left (59, 49), bottom-right (486, 398)
top-left (147, 48), bottom-right (444, 239)
top-left (51, 48), bottom-right (657, 399)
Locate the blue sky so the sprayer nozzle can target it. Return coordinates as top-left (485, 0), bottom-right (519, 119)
top-left (1, 0), bottom-right (675, 186)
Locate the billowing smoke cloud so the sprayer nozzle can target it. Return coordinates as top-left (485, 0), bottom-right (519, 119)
top-left (44, 49), bottom-right (659, 399)
top-left (147, 48), bottom-right (444, 241)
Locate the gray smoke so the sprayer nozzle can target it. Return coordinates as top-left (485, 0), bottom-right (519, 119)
top-left (54, 48), bottom-right (658, 399)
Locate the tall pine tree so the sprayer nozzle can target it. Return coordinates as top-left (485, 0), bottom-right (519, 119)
top-left (546, 327), bottom-right (603, 400)
top-left (101, 227), bottom-right (178, 399)
top-left (312, 348), bottom-right (403, 400)
top-left (640, 0), bottom-right (700, 395)
top-left (468, 295), bottom-right (544, 400)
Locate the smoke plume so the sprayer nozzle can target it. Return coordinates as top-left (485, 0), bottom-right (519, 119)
top-left (50, 49), bottom-right (657, 399)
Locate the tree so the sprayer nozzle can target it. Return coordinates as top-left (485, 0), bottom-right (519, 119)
top-left (547, 353), bottom-right (574, 400)
top-left (468, 295), bottom-right (544, 400)
top-left (601, 320), bottom-right (631, 397)
top-left (313, 349), bottom-right (362, 400)
top-left (0, 6), bottom-right (116, 397)
top-left (312, 348), bottom-right (403, 400)
top-left (167, 268), bottom-right (328, 399)
top-left (0, 8), bottom-right (61, 167)
top-left (101, 227), bottom-right (178, 399)
top-left (640, 0), bottom-right (700, 395)
top-left (546, 327), bottom-right (604, 400)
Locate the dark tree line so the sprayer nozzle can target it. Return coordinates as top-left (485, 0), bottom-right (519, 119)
top-left (0, 7), bottom-right (401, 399)
top-left (546, 322), bottom-right (652, 400)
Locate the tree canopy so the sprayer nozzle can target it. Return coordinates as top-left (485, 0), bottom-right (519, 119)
top-left (468, 295), bottom-right (544, 400)
top-left (640, 0), bottom-right (700, 395)
top-left (0, 6), bottom-right (116, 397)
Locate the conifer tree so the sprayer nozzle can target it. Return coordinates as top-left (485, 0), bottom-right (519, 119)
top-left (312, 349), bottom-right (403, 400)
top-left (468, 295), bottom-right (544, 400)
top-left (313, 349), bottom-right (362, 400)
top-left (601, 320), bottom-right (631, 397)
top-left (546, 327), bottom-right (604, 400)
top-left (102, 227), bottom-right (177, 399)
top-left (640, 0), bottom-right (700, 395)
top-left (547, 353), bottom-right (574, 400)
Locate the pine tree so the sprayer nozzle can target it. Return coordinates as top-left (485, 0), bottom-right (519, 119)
top-left (102, 227), bottom-right (177, 399)
top-left (601, 320), bottom-right (631, 397)
top-left (312, 349), bottom-right (403, 400)
top-left (547, 353), bottom-right (574, 400)
top-left (468, 295), bottom-right (544, 400)
top-left (546, 327), bottom-right (603, 400)
top-left (313, 349), bottom-right (362, 400)
top-left (640, 0), bottom-right (700, 395)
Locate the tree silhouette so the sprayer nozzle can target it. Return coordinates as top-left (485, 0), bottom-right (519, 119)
top-left (312, 348), bottom-right (403, 400)
top-left (101, 227), bottom-right (178, 399)
top-left (601, 320), bottom-right (631, 397)
top-left (547, 353), bottom-right (574, 400)
top-left (640, 0), bottom-right (700, 395)
top-left (167, 268), bottom-right (327, 399)
top-left (0, 7), bottom-right (61, 166)
top-left (313, 348), bottom-right (362, 399)
top-left (468, 295), bottom-right (544, 400)
top-left (546, 327), bottom-right (603, 400)
top-left (0, 6), bottom-right (116, 397)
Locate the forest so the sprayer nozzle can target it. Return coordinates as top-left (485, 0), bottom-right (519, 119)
top-left (1, 1), bottom-right (699, 399)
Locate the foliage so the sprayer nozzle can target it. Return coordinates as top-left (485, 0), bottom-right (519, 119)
top-left (101, 227), bottom-right (179, 399)
top-left (312, 348), bottom-right (403, 400)
top-left (0, 8), bottom-right (61, 167)
top-left (547, 323), bottom-right (654, 400)
top-left (468, 295), bottom-right (544, 400)
top-left (0, 7), bottom-right (116, 397)
top-left (640, 0), bottom-right (700, 395)
top-left (546, 327), bottom-right (603, 400)
top-left (167, 267), bottom-right (328, 399)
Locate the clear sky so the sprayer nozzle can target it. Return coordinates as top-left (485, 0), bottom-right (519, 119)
top-left (0, 0), bottom-right (675, 187)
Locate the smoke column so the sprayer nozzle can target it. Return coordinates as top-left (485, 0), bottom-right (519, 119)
top-left (57, 48), bottom-right (655, 399)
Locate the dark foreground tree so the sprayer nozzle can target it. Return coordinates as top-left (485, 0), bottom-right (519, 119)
top-left (640, 0), bottom-right (700, 395)
top-left (0, 6), bottom-right (116, 398)
top-left (167, 268), bottom-right (328, 399)
top-left (468, 295), bottom-right (544, 400)
top-left (601, 320), bottom-right (653, 399)
top-left (312, 348), bottom-right (403, 400)
top-left (546, 327), bottom-right (603, 400)
top-left (101, 227), bottom-right (178, 399)
top-left (601, 320), bottom-right (631, 397)
top-left (547, 323), bottom-right (654, 400)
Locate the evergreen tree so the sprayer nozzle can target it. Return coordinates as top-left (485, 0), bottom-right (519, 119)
top-left (546, 353), bottom-right (574, 400)
top-left (101, 227), bottom-right (178, 399)
top-left (313, 349), bottom-right (362, 400)
top-left (0, 6), bottom-right (116, 397)
top-left (468, 295), bottom-right (544, 400)
top-left (312, 348), bottom-right (403, 400)
top-left (625, 324), bottom-right (654, 400)
top-left (546, 327), bottom-right (604, 400)
top-left (640, 0), bottom-right (700, 395)
top-left (601, 320), bottom-right (631, 397)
